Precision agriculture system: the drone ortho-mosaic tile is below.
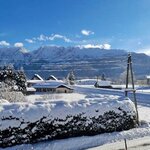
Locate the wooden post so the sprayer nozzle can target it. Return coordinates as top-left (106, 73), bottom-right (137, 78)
top-left (125, 54), bottom-right (139, 125)
top-left (124, 139), bottom-right (128, 150)
top-left (125, 55), bottom-right (130, 97)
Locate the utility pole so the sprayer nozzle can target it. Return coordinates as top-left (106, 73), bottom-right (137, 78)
top-left (125, 54), bottom-right (139, 125)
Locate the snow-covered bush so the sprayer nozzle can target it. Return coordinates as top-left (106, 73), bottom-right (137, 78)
top-left (0, 97), bottom-right (137, 147)
top-left (0, 82), bottom-right (25, 102)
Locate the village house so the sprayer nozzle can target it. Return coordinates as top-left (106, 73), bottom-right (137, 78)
top-left (33, 81), bottom-right (73, 93)
top-left (26, 74), bottom-right (73, 94)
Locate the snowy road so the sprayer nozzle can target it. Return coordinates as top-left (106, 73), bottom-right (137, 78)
top-left (75, 85), bottom-right (150, 106)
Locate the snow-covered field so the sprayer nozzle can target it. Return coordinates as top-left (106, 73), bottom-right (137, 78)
top-left (1, 83), bottom-right (150, 150)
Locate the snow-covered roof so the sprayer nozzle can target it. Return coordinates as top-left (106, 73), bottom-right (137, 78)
top-left (97, 80), bottom-right (111, 86)
top-left (146, 75), bottom-right (150, 79)
top-left (27, 79), bottom-right (63, 84)
top-left (47, 75), bottom-right (58, 80)
top-left (33, 81), bottom-right (73, 90)
top-left (31, 74), bottom-right (44, 81)
top-left (27, 80), bottom-right (44, 84)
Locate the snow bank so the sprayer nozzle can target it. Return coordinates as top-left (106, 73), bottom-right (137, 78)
top-left (0, 96), bottom-right (137, 147)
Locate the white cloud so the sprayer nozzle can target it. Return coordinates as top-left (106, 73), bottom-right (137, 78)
top-left (25, 39), bottom-right (34, 43)
top-left (32, 34), bottom-right (71, 43)
top-left (81, 30), bottom-right (94, 36)
top-left (37, 34), bottom-right (49, 41)
top-left (77, 43), bottom-right (111, 49)
top-left (49, 34), bottom-right (71, 42)
top-left (0, 40), bottom-right (10, 46)
top-left (78, 44), bottom-right (102, 49)
top-left (14, 42), bottom-right (24, 47)
top-left (103, 43), bottom-right (111, 49)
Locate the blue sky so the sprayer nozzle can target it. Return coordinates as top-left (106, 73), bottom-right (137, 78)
top-left (0, 0), bottom-right (150, 53)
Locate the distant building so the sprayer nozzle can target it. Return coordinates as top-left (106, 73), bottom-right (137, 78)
top-left (27, 74), bottom-right (71, 93)
top-left (146, 75), bottom-right (150, 85)
top-left (33, 81), bottom-right (73, 93)
top-left (94, 80), bottom-right (112, 88)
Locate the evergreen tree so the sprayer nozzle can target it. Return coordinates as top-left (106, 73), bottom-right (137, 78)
top-left (94, 76), bottom-right (99, 88)
top-left (67, 70), bottom-right (75, 85)
top-left (0, 65), bottom-right (27, 92)
top-left (101, 73), bottom-right (106, 81)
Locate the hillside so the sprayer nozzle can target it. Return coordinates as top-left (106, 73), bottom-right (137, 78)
top-left (0, 46), bottom-right (150, 79)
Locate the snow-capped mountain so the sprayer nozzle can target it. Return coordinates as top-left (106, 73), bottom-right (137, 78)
top-left (0, 46), bottom-right (150, 79)
top-left (31, 46), bottom-right (127, 62)
top-left (0, 47), bottom-right (31, 63)
top-left (0, 46), bottom-right (126, 63)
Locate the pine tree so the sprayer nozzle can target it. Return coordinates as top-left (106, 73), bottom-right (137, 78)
top-left (67, 71), bottom-right (75, 85)
top-left (0, 65), bottom-right (27, 92)
top-left (101, 73), bottom-right (106, 81)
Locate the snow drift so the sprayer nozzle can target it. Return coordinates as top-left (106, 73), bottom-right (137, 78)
top-left (0, 96), bottom-right (137, 147)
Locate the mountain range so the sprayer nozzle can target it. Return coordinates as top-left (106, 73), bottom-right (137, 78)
top-left (0, 46), bottom-right (150, 80)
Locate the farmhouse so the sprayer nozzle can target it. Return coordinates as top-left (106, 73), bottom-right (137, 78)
top-left (27, 74), bottom-right (72, 93)
top-left (33, 81), bottom-right (73, 93)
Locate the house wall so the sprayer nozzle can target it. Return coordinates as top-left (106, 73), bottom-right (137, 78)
top-left (34, 87), bottom-right (73, 93)
top-left (36, 88), bottom-right (55, 93)
top-left (55, 87), bottom-right (73, 93)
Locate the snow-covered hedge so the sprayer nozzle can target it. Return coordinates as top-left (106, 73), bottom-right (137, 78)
top-left (0, 97), bottom-right (137, 147)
